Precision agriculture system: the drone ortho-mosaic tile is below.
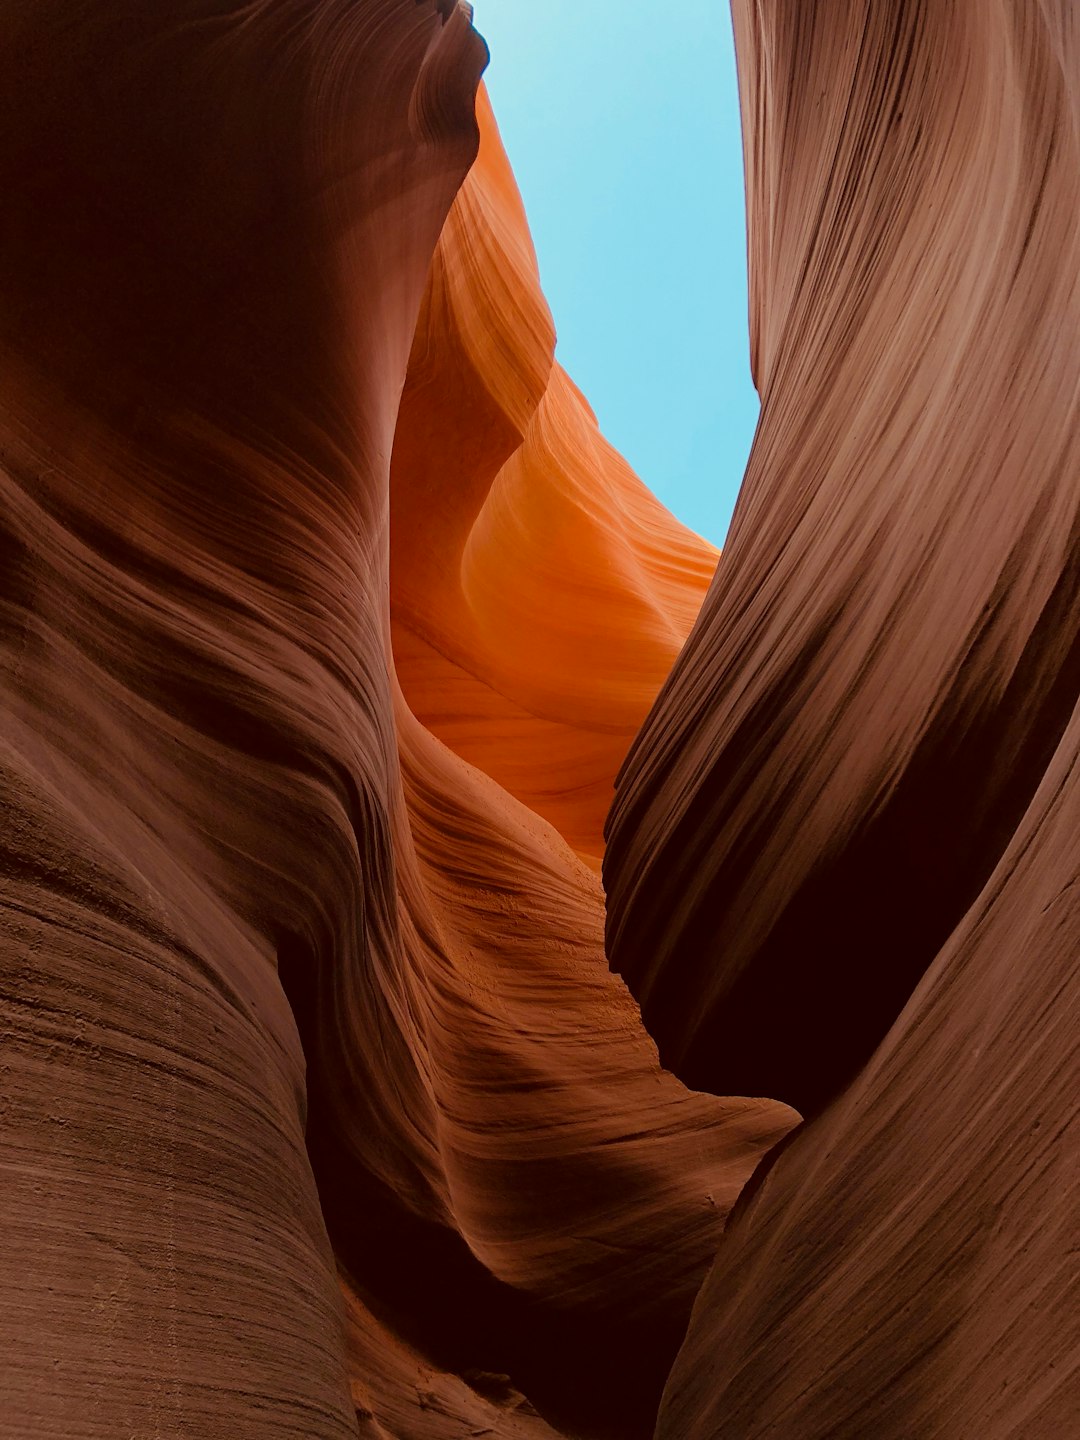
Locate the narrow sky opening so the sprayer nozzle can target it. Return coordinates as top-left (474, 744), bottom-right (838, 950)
top-left (472, 1), bottom-right (759, 546)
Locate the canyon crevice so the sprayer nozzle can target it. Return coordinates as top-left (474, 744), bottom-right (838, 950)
top-left (0, 3), bottom-right (1076, 1439)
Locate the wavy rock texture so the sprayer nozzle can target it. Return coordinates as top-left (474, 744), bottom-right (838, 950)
top-left (658, 700), bottom-right (1080, 1436)
top-left (391, 86), bottom-right (719, 870)
top-left (607, 0), bottom-right (1080, 1117)
top-left (605, 1), bottom-right (1080, 1436)
top-left (4, 0), bottom-right (1076, 1436)
top-left (0, 5), bottom-right (794, 1439)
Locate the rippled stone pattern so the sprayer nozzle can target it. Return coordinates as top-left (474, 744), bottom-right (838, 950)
top-left (2, 2), bottom-right (1076, 1438)
top-left (607, 2), bottom-right (1080, 1436)
top-left (0, 4), bottom-right (792, 1437)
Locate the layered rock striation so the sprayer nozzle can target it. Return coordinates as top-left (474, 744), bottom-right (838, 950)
top-left (0, 5), bottom-right (792, 1438)
top-left (607, 0), bottom-right (1080, 1120)
top-left (606, 2), bottom-right (1080, 1435)
top-left (391, 87), bottom-right (719, 871)
top-left (1, 1), bottom-right (1076, 1438)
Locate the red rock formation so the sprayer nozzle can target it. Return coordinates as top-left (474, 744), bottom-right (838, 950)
top-left (4, 0), bottom-right (1075, 1435)
top-left (604, 2), bottom-right (1080, 1435)
top-left (0, 4), bottom-right (486, 1434)
top-left (658, 701), bottom-right (1080, 1436)
top-left (391, 85), bottom-right (718, 871)
top-left (0, 6), bottom-right (793, 1438)
top-left (606, 0), bottom-right (1080, 1118)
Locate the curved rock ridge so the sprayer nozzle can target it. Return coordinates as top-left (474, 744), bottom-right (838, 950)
top-left (6, 0), bottom-right (1075, 1435)
top-left (0, 4), bottom-right (487, 1435)
top-left (392, 85), bottom-right (719, 871)
top-left (606, 0), bottom-right (1080, 1118)
top-left (604, 1), bottom-right (1080, 1434)
top-left (658, 687), bottom-right (1080, 1439)
top-left (0, 7), bottom-right (795, 1440)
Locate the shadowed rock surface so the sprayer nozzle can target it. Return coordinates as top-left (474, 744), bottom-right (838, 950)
top-left (607, 2), bottom-right (1080, 1436)
top-left (607, 0), bottom-right (1080, 1119)
top-left (1, 2), bottom-right (1077, 1438)
top-left (0, 4), bottom-right (792, 1438)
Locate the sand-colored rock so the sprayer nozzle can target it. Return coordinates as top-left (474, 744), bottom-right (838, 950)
top-left (3, 0), bottom-right (1075, 1435)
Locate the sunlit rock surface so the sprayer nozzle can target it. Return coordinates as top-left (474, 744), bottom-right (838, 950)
top-left (392, 86), bottom-right (719, 871)
top-left (1, 1), bottom-right (1076, 1438)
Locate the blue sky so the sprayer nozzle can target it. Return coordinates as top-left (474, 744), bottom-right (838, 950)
top-left (471, 1), bottom-right (758, 546)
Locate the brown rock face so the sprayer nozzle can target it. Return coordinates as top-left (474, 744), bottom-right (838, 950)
top-left (0, 4), bottom-right (486, 1435)
top-left (2, 1), bottom-right (1076, 1437)
top-left (604, 1), bottom-right (1080, 1436)
top-left (606, 0), bottom-right (1080, 1119)
top-left (0, 5), bottom-right (793, 1439)
top-left (657, 707), bottom-right (1080, 1436)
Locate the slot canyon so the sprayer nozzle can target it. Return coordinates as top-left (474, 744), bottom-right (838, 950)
top-left (0, 2), bottom-right (1076, 1437)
